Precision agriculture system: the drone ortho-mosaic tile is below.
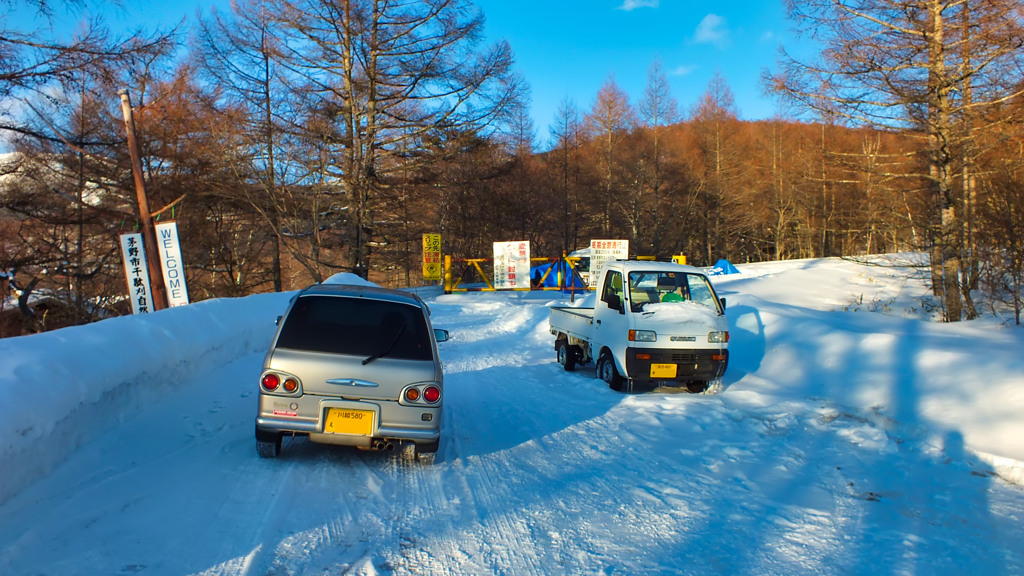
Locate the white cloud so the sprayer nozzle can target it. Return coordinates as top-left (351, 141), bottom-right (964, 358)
top-left (671, 64), bottom-right (697, 76)
top-left (693, 14), bottom-right (729, 47)
top-left (618, 0), bottom-right (659, 10)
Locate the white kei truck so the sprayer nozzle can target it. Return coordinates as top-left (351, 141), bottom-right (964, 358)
top-left (548, 260), bottom-right (729, 393)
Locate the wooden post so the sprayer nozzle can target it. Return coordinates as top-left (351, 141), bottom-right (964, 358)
top-left (119, 89), bottom-right (167, 311)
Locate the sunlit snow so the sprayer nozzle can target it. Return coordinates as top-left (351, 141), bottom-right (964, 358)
top-left (1, 255), bottom-right (1022, 575)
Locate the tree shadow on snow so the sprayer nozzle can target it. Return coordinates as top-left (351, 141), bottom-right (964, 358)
top-left (638, 311), bottom-right (1011, 575)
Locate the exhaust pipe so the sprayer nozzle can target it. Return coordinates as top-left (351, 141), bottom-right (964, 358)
top-left (372, 440), bottom-right (396, 451)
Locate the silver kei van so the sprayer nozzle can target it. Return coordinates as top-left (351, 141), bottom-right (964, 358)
top-left (255, 283), bottom-right (449, 462)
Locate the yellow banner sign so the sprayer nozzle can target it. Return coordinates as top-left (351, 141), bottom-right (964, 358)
top-left (422, 233), bottom-right (442, 281)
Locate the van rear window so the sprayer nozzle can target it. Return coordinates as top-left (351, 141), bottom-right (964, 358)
top-left (276, 296), bottom-right (432, 360)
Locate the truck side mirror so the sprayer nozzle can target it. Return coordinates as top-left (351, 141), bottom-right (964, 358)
top-left (434, 328), bottom-right (450, 343)
top-left (605, 293), bottom-right (624, 314)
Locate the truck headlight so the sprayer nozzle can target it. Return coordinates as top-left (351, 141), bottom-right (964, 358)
top-left (708, 331), bottom-right (729, 343)
top-left (629, 329), bottom-right (657, 342)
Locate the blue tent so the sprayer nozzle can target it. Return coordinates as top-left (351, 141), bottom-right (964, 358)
top-left (530, 260), bottom-right (587, 289)
top-left (708, 259), bottom-right (740, 276)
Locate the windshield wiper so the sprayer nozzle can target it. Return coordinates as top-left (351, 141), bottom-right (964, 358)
top-left (362, 323), bottom-right (406, 365)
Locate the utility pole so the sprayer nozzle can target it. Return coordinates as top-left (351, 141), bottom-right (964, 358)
top-left (119, 89), bottom-right (168, 311)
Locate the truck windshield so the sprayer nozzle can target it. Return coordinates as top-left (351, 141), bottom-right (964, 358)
top-left (627, 271), bottom-right (721, 313)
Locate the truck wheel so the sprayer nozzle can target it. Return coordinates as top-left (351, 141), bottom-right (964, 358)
top-left (687, 380), bottom-right (710, 393)
top-left (556, 340), bottom-right (577, 372)
top-left (597, 351), bottom-right (624, 391)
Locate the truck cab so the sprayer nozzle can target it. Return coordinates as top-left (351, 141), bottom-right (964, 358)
top-left (549, 260), bottom-right (729, 393)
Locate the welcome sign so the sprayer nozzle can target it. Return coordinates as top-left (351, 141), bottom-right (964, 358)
top-left (154, 221), bottom-right (190, 307)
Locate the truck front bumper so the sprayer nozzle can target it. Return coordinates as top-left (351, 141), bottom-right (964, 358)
top-left (624, 347), bottom-right (728, 384)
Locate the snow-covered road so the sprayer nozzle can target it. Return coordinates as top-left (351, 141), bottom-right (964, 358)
top-left (2, 257), bottom-right (1023, 575)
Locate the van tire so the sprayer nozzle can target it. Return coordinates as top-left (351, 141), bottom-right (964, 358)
top-left (257, 438), bottom-right (281, 458)
top-left (256, 426), bottom-right (282, 458)
top-left (556, 340), bottom-right (577, 372)
top-left (597, 351), bottom-right (624, 391)
top-left (415, 440), bottom-right (438, 464)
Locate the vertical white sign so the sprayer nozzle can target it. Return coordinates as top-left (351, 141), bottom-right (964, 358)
top-left (589, 239), bottom-right (629, 286)
top-left (119, 233), bottom-right (154, 314)
top-left (493, 241), bottom-right (530, 289)
top-left (155, 221), bottom-right (190, 307)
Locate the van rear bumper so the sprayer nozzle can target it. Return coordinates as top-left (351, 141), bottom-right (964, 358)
top-left (624, 346), bottom-right (728, 383)
top-left (255, 418), bottom-right (440, 442)
top-left (256, 416), bottom-right (319, 433)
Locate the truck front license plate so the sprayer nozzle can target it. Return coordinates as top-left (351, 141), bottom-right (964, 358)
top-left (650, 363), bottom-right (677, 378)
top-left (324, 409), bottom-right (374, 436)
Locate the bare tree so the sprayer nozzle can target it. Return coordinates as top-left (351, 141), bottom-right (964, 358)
top-left (195, 0), bottom-right (296, 290)
top-left (638, 58), bottom-right (679, 256)
top-left (691, 71), bottom-right (742, 264)
top-left (766, 0), bottom-right (1024, 321)
top-left (277, 0), bottom-right (521, 279)
top-left (0, 2), bottom-right (177, 330)
top-left (584, 75), bottom-right (635, 238)
top-left (1, 1), bottom-right (174, 142)
top-left (548, 97), bottom-right (585, 253)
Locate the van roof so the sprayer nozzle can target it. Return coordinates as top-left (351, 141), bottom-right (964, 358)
top-left (298, 283), bottom-right (426, 308)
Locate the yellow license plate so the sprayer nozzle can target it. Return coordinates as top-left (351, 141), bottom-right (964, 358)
top-left (650, 363), bottom-right (677, 378)
top-left (324, 409), bottom-right (374, 436)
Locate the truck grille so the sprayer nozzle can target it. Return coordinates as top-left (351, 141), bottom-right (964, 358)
top-left (658, 352), bottom-right (709, 364)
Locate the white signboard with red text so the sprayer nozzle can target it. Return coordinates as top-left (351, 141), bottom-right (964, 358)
top-left (589, 239), bottom-right (629, 286)
top-left (493, 241), bottom-right (530, 290)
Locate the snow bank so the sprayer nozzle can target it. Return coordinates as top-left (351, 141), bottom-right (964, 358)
top-left (0, 292), bottom-right (292, 504)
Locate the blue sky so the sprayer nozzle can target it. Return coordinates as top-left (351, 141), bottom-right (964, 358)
top-left (9, 0), bottom-right (800, 146)
top-left (472, 0), bottom-right (797, 144)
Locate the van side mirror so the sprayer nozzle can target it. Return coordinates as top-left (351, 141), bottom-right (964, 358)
top-left (605, 293), bottom-right (624, 314)
top-left (719, 297), bottom-right (727, 311)
top-left (434, 328), bottom-right (450, 343)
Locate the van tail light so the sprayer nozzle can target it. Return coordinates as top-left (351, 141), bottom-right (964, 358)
top-left (405, 388), bottom-right (421, 402)
top-left (423, 386), bottom-right (441, 403)
top-left (262, 372), bottom-right (300, 394)
top-left (262, 373), bottom-right (280, 391)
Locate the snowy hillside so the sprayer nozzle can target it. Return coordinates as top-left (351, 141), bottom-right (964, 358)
top-left (1, 255), bottom-right (1022, 575)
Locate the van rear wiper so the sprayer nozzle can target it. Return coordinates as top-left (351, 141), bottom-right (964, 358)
top-left (362, 323), bottom-right (405, 365)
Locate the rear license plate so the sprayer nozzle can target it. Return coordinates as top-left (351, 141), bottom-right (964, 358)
top-left (324, 409), bottom-right (374, 436)
top-left (650, 363), bottom-right (677, 378)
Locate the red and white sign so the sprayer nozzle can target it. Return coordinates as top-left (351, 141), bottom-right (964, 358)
top-left (493, 241), bottom-right (530, 289)
top-left (589, 239), bottom-right (629, 286)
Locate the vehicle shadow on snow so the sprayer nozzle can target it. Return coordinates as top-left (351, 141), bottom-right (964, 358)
top-left (722, 303), bottom-right (766, 387)
top-left (440, 361), bottom-right (622, 461)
